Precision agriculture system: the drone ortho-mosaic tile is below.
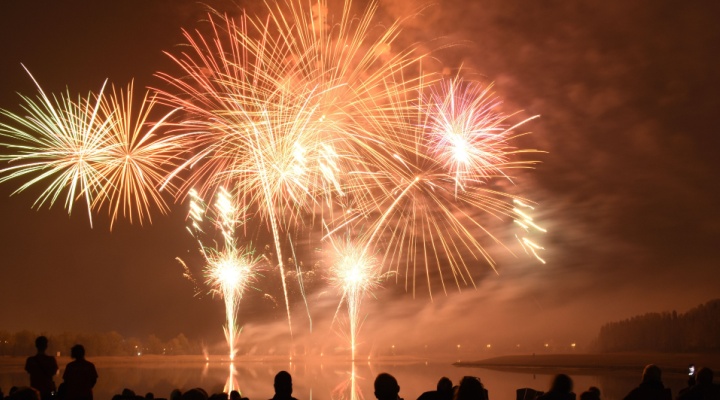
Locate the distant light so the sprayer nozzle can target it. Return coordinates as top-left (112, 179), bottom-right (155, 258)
top-left (571, 343), bottom-right (576, 348)
top-left (486, 344), bottom-right (491, 349)
top-left (544, 343), bottom-right (549, 348)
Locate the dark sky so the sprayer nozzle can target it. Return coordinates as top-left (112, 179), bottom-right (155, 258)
top-left (1, 0), bottom-right (719, 356)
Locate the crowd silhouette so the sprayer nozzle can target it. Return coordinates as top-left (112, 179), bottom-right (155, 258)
top-left (2, 337), bottom-right (719, 400)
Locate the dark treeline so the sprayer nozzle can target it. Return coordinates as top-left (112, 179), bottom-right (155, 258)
top-left (0, 330), bottom-right (202, 356)
top-left (597, 298), bottom-right (720, 353)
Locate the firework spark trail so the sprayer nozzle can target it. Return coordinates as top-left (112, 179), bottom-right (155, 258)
top-left (328, 236), bottom-right (384, 360)
top-left (188, 188), bottom-right (262, 360)
top-left (513, 199), bottom-right (547, 264)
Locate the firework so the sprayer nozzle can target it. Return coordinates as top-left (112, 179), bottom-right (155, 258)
top-left (334, 76), bottom-right (542, 298)
top-left (0, 68), bottom-right (183, 229)
top-left (0, 67), bottom-right (110, 226)
top-left (327, 236), bottom-right (384, 360)
top-left (92, 81), bottom-right (183, 228)
top-left (0, 0), bottom-right (546, 352)
top-left (513, 199), bottom-right (547, 264)
top-left (332, 363), bottom-right (364, 400)
top-left (154, 0), bottom-right (435, 336)
top-left (188, 188), bottom-right (263, 359)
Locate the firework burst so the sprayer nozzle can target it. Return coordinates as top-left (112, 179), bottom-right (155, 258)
top-left (0, 68), bottom-right (183, 229)
top-left (188, 187), bottom-right (263, 360)
top-left (0, 67), bottom-right (111, 226)
top-left (327, 235), bottom-right (385, 360)
top-left (329, 75), bottom-right (543, 298)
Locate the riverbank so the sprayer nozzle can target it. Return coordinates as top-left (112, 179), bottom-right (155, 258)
top-left (455, 353), bottom-right (720, 374)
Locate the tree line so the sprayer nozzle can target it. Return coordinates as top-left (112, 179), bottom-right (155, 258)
top-left (596, 298), bottom-right (720, 353)
top-left (0, 330), bottom-right (202, 357)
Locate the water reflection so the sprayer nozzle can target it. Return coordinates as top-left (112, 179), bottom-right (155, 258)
top-left (0, 358), bottom-right (692, 400)
top-left (224, 363), bottom-right (238, 394)
top-left (331, 364), bottom-right (366, 400)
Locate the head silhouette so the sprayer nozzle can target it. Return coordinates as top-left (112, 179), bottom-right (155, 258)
top-left (70, 345), bottom-right (85, 360)
top-left (641, 364), bottom-right (662, 384)
top-left (697, 367), bottom-right (713, 385)
top-left (274, 371), bottom-right (293, 397)
top-left (374, 373), bottom-right (399, 400)
top-left (437, 377), bottom-right (452, 393)
top-left (34, 336), bottom-right (48, 353)
top-left (181, 388), bottom-right (208, 400)
top-left (9, 387), bottom-right (40, 400)
top-left (549, 374), bottom-right (573, 393)
top-left (456, 376), bottom-right (484, 400)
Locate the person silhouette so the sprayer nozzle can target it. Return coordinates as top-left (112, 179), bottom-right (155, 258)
top-left (7, 387), bottom-right (40, 400)
top-left (622, 364), bottom-right (671, 400)
top-left (25, 336), bottom-right (58, 400)
top-left (537, 374), bottom-right (575, 400)
top-left (374, 373), bottom-right (401, 400)
top-left (271, 371), bottom-right (297, 400)
top-left (417, 377), bottom-right (452, 400)
top-left (579, 386), bottom-right (600, 400)
top-left (456, 376), bottom-right (489, 400)
top-left (61, 345), bottom-right (98, 400)
top-left (678, 367), bottom-right (720, 400)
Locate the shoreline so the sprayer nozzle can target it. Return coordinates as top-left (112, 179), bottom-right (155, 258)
top-left (3, 352), bottom-right (720, 373)
top-left (454, 353), bottom-right (720, 375)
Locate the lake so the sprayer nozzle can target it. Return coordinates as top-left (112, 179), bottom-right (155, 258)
top-left (0, 356), bottom-right (692, 400)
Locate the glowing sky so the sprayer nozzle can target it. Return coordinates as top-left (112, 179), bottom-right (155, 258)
top-left (0, 0), bottom-right (718, 355)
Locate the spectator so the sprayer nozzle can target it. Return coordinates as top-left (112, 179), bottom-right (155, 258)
top-left (25, 336), bottom-right (58, 400)
top-left (374, 373), bottom-right (401, 400)
top-left (678, 367), bottom-right (720, 400)
top-left (579, 388), bottom-right (600, 400)
top-left (271, 371), bottom-right (297, 400)
top-left (7, 387), bottom-right (39, 400)
top-left (62, 345), bottom-right (98, 400)
top-left (537, 374), bottom-right (575, 400)
top-left (623, 364), bottom-right (671, 400)
top-left (455, 376), bottom-right (489, 400)
top-left (418, 377), bottom-right (453, 400)
top-left (181, 388), bottom-right (207, 400)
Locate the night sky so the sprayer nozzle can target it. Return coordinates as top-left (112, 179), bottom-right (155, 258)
top-left (1, 1), bottom-right (719, 355)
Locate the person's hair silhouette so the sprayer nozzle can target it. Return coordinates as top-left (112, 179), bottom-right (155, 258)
top-left (271, 371), bottom-right (296, 400)
top-left (374, 373), bottom-right (400, 400)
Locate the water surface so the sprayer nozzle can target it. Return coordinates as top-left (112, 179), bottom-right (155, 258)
top-left (0, 357), bottom-right (691, 400)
